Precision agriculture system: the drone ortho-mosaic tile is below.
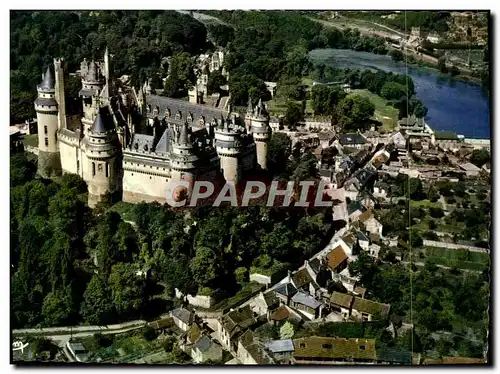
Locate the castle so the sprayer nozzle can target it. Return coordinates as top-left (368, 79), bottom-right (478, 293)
top-left (34, 49), bottom-right (271, 207)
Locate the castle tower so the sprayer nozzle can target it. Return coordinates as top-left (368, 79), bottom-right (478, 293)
top-left (34, 65), bottom-right (62, 177)
top-left (214, 116), bottom-right (242, 184)
top-left (248, 98), bottom-right (271, 170)
top-left (84, 106), bottom-right (121, 208)
top-left (170, 120), bottom-right (199, 194)
top-left (80, 58), bottom-right (106, 134)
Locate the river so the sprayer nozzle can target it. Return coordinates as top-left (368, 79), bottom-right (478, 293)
top-left (309, 49), bottom-right (491, 139)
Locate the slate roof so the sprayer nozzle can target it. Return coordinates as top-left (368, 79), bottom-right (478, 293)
top-left (221, 305), bottom-right (257, 339)
top-left (339, 133), bottom-right (366, 146)
top-left (326, 246), bottom-right (348, 271)
top-left (291, 292), bottom-right (322, 310)
top-left (40, 66), bottom-right (55, 90)
top-left (275, 282), bottom-right (298, 298)
top-left (265, 339), bottom-right (295, 353)
top-left (34, 97), bottom-right (58, 107)
top-left (171, 308), bottom-right (192, 325)
top-left (147, 95), bottom-right (227, 123)
top-left (154, 128), bottom-right (173, 154)
top-left (347, 201), bottom-right (367, 215)
top-left (293, 336), bottom-right (376, 361)
top-left (130, 133), bottom-right (155, 152)
top-left (356, 230), bottom-right (370, 242)
top-left (329, 292), bottom-right (354, 309)
top-left (92, 106), bottom-right (115, 133)
top-left (194, 335), bottom-right (213, 352)
top-left (352, 297), bottom-right (390, 318)
top-left (308, 258), bottom-right (322, 274)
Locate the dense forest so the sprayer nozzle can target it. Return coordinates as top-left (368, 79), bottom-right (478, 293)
top-left (11, 10), bottom-right (402, 122)
top-left (10, 11), bottom-right (209, 123)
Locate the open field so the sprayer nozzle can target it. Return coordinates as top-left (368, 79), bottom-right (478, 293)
top-left (414, 246), bottom-right (489, 271)
top-left (350, 89), bottom-right (399, 132)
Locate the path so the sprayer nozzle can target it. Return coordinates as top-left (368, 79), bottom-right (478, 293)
top-left (400, 260), bottom-right (482, 273)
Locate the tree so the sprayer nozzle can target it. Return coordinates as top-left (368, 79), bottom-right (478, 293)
top-left (235, 267), bottom-right (248, 285)
top-left (336, 94), bottom-right (375, 131)
top-left (437, 56), bottom-right (448, 73)
top-left (470, 149), bottom-right (490, 167)
top-left (108, 262), bottom-right (147, 317)
top-left (380, 82), bottom-right (406, 101)
top-left (429, 207), bottom-right (444, 219)
top-left (80, 275), bottom-right (115, 325)
top-left (280, 321), bottom-right (295, 339)
top-left (389, 49), bottom-right (404, 62)
top-left (267, 132), bottom-right (291, 177)
top-left (162, 52), bottom-right (195, 98)
top-left (41, 288), bottom-right (74, 326)
top-left (206, 70), bottom-right (227, 95)
top-left (284, 101), bottom-right (304, 128)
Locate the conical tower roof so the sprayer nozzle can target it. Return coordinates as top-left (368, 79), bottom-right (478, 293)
top-left (40, 66), bottom-right (55, 89)
top-left (178, 120), bottom-right (189, 145)
top-left (92, 106), bottom-right (114, 133)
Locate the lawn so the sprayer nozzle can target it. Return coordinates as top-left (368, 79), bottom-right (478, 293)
top-left (210, 282), bottom-right (264, 313)
top-left (409, 199), bottom-right (442, 209)
top-left (79, 331), bottom-right (165, 363)
top-left (421, 246), bottom-right (489, 271)
top-left (350, 89), bottom-right (399, 132)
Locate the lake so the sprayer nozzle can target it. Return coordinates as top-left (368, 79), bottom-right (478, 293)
top-left (309, 49), bottom-right (491, 139)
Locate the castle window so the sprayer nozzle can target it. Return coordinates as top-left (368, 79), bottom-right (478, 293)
top-left (92, 162), bottom-right (96, 176)
top-left (44, 137), bottom-right (49, 147)
top-left (105, 163), bottom-right (109, 178)
top-left (44, 126), bottom-right (48, 134)
top-left (77, 160), bottom-right (80, 172)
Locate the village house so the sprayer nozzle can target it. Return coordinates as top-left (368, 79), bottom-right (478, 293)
top-left (347, 200), bottom-right (368, 222)
top-left (171, 308), bottom-right (194, 332)
top-left (433, 131), bottom-right (463, 151)
top-left (290, 266), bottom-right (321, 297)
top-left (292, 336), bottom-right (377, 364)
top-left (459, 162), bottom-right (481, 177)
top-left (351, 297), bottom-right (391, 322)
top-left (290, 291), bottom-right (324, 320)
top-left (264, 339), bottom-right (295, 362)
top-left (237, 330), bottom-right (274, 364)
top-left (249, 291), bottom-right (279, 317)
top-left (391, 131), bottom-right (407, 149)
top-left (358, 210), bottom-right (384, 237)
top-left (339, 133), bottom-right (368, 150)
top-left (329, 292), bottom-right (353, 320)
top-left (274, 282), bottom-right (298, 306)
top-left (66, 342), bottom-right (88, 362)
top-left (217, 305), bottom-right (258, 354)
top-left (268, 304), bottom-right (303, 326)
top-left (325, 246), bottom-right (349, 275)
top-left (191, 335), bottom-right (224, 364)
top-left (373, 180), bottom-right (389, 199)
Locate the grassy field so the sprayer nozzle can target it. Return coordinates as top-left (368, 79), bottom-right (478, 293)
top-left (409, 199), bottom-right (442, 209)
top-left (79, 331), bottom-right (168, 363)
top-left (421, 246), bottom-right (489, 271)
top-left (350, 89), bottom-right (399, 132)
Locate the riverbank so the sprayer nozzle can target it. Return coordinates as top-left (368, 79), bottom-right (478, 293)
top-left (309, 48), bottom-right (490, 139)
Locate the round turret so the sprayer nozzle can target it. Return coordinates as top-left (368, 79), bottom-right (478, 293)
top-left (84, 106), bottom-right (121, 207)
top-left (170, 121), bottom-right (199, 192)
top-left (214, 116), bottom-right (243, 183)
top-left (34, 65), bottom-right (61, 177)
top-left (247, 99), bottom-right (271, 170)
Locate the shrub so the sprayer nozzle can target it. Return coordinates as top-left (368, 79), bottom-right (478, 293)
top-left (142, 326), bottom-right (157, 341)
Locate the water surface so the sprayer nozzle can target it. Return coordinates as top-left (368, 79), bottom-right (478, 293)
top-left (310, 49), bottom-right (491, 139)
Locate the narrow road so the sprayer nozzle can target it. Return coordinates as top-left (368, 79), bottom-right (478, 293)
top-left (400, 260), bottom-right (482, 273)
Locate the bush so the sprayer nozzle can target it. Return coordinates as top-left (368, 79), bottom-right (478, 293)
top-left (423, 231), bottom-right (439, 240)
top-left (429, 207), bottom-right (444, 218)
top-left (142, 326), bottom-right (157, 341)
top-left (428, 220), bottom-right (437, 230)
top-left (235, 267), bottom-right (249, 285)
